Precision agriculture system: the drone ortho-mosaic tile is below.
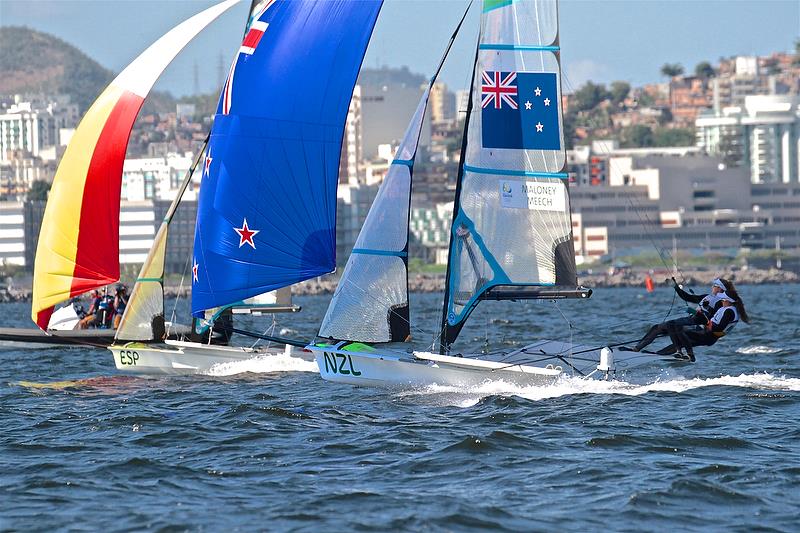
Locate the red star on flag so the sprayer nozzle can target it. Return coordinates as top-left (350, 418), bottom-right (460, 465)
top-left (203, 149), bottom-right (212, 177)
top-left (233, 218), bottom-right (259, 249)
top-left (192, 259), bottom-right (199, 282)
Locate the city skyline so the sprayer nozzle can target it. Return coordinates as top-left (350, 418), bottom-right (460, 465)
top-left (0, 0), bottom-right (797, 98)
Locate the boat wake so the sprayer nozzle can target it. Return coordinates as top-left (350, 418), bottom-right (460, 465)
top-left (398, 373), bottom-right (800, 407)
top-left (205, 353), bottom-right (318, 376)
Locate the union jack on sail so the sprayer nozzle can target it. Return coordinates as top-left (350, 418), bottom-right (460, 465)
top-left (481, 71), bottom-right (518, 110)
top-left (221, 0), bottom-right (275, 115)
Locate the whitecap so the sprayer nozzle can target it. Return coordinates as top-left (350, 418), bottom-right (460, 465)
top-left (396, 373), bottom-right (800, 406)
top-left (735, 345), bottom-right (782, 355)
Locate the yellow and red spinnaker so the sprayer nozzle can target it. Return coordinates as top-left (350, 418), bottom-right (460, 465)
top-left (31, 0), bottom-right (241, 330)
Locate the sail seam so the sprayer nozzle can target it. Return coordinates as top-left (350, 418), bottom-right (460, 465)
top-left (479, 44), bottom-right (559, 52)
top-left (463, 164), bottom-right (568, 179)
top-left (392, 159), bottom-right (414, 166)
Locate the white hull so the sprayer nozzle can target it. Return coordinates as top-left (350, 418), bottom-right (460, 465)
top-left (308, 340), bottom-right (691, 388)
top-left (308, 345), bottom-right (562, 388)
top-left (108, 339), bottom-right (312, 375)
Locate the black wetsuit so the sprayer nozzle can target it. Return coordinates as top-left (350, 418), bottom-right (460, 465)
top-left (658, 306), bottom-right (739, 359)
top-left (634, 286), bottom-right (723, 352)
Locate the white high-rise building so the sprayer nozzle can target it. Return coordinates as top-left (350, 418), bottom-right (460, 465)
top-left (696, 95), bottom-right (800, 183)
top-left (339, 85), bottom-right (363, 185)
top-left (0, 95), bottom-right (79, 163)
top-left (121, 153), bottom-right (196, 202)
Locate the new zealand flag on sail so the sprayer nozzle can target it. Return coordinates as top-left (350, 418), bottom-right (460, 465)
top-left (481, 71), bottom-right (561, 150)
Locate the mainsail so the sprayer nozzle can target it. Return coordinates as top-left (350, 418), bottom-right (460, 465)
top-left (30, 0), bottom-right (240, 330)
top-left (440, 0), bottom-right (580, 350)
top-left (191, 0), bottom-right (383, 317)
top-left (318, 5), bottom-right (472, 343)
top-left (115, 137), bottom-right (208, 342)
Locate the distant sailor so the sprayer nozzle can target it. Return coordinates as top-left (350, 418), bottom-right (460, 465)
top-left (113, 284), bottom-right (128, 329)
top-left (633, 277), bottom-right (728, 352)
top-left (78, 290), bottom-right (103, 329)
top-left (657, 290), bottom-right (750, 361)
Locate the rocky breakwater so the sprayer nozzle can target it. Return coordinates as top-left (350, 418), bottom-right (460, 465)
top-left (292, 267), bottom-right (799, 294)
top-left (583, 267), bottom-right (798, 288)
top-left (1, 267), bottom-right (796, 303)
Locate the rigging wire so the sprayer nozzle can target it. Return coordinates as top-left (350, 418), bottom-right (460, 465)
top-left (559, 69), bottom-right (690, 323)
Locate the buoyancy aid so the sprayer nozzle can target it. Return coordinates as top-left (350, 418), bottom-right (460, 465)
top-left (697, 293), bottom-right (722, 319)
top-left (709, 306), bottom-right (739, 337)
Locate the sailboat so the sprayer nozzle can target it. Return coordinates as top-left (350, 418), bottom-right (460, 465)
top-left (308, 0), bottom-right (671, 387)
top-left (107, 0), bottom-right (384, 374)
top-left (24, 0), bottom-right (241, 346)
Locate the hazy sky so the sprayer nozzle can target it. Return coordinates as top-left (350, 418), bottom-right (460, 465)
top-left (1, 0), bottom-right (797, 97)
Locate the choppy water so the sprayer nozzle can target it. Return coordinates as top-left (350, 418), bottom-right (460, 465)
top-left (1, 285), bottom-right (799, 531)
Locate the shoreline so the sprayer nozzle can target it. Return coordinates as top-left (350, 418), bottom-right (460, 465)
top-left (1, 267), bottom-right (795, 303)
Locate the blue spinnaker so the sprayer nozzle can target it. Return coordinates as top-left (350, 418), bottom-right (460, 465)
top-left (191, 0), bottom-right (382, 316)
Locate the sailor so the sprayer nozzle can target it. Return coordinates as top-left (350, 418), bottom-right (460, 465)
top-left (657, 291), bottom-right (748, 361)
top-left (78, 290), bottom-right (103, 329)
top-left (633, 277), bottom-right (727, 352)
top-left (675, 277), bottom-right (727, 321)
top-left (95, 291), bottom-right (115, 328)
top-left (113, 284), bottom-right (128, 329)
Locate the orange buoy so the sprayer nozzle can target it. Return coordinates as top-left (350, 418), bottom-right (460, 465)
top-left (644, 274), bottom-right (655, 293)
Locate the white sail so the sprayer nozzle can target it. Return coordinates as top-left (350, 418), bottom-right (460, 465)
top-left (318, 4), bottom-right (473, 344)
top-left (441, 0), bottom-right (578, 348)
top-left (317, 92), bottom-right (429, 342)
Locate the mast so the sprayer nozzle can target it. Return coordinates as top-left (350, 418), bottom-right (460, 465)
top-left (438, 0), bottom-right (589, 354)
top-left (439, 25), bottom-right (483, 354)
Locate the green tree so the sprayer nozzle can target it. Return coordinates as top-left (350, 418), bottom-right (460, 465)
top-left (571, 81), bottom-right (611, 112)
top-left (653, 127), bottom-right (695, 147)
top-left (660, 63), bottom-right (684, 78)
top-left (27, 180), bottom-right (51, 201)
top-left (620, 125), bottom-right (654, 148)
top-left (694, 61), bottom-right (715, 79)
top-left (793, 38), bottom-right (800, 66)
top-left (635, 91), bottom-right (655, 107)
top-left (609, 81), bottom-right (631, 106)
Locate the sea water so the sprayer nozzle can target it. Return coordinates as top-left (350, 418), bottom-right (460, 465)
top-left (1, 285), bottom-right (798, 531)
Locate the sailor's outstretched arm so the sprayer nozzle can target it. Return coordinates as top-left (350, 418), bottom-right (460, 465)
top-left (672, 277), bottom-right (704, 304)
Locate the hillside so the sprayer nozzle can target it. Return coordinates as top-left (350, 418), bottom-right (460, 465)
top-left (0, 26), bottom-right (178, 114)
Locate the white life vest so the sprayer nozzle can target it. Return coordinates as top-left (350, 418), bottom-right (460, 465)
top-left (698, 293), bottom-right (721, 317)
top-left (710, 305), bottom-right (739, 334)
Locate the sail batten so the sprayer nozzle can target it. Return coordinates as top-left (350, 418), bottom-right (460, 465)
top-left (440, 0), bottom-right (579, 351)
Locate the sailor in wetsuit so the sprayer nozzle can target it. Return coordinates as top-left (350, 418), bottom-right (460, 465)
top-left (657, 291), bottom-right (748, 361)
top-left (633, 278), bottom-right (727, 352)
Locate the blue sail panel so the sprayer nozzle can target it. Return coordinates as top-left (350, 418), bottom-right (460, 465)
top-left (191, 0), bottom-right (382, 315)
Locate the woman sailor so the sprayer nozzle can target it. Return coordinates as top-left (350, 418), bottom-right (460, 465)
top-left (633, 278), bottom-right (727, 352)
top-left (659, 291), bottom-right (749, 361)
top-left (675, 277), bottom-right (727, 320)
